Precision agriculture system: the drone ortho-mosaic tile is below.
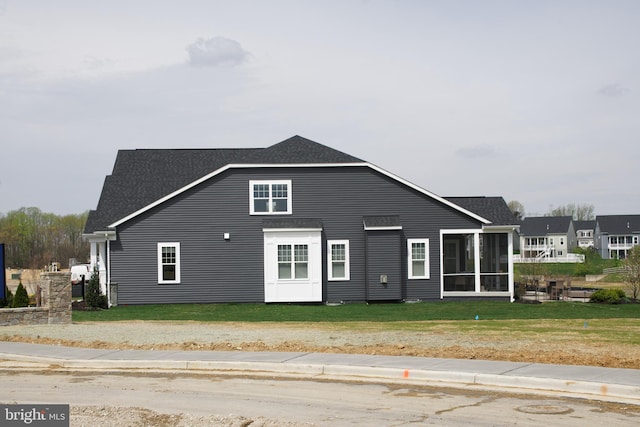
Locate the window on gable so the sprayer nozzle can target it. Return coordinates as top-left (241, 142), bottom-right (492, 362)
top-left (158, 242), bottom-right (180, 284)
top-left (250, 180), bottom-right (292, 214)
top-left (328, 240), bottom-right (350, 281)
top-left (408, 239), bottom-right (429, 279)
top-left (277, 244), bottom-right (308, 279)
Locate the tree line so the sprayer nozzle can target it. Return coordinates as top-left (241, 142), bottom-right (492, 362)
top-left (0, 207), bottom-right (89, 269)
top-left (507, 201), bottom-right (596, 221)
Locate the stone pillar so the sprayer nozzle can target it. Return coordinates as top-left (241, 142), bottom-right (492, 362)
top-left (41, 271), bottom-right (72, 324)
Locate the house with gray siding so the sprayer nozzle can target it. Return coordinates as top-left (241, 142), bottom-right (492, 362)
top-left (594, 215), bottom-right (640, 259)
top-left (84, 136), bottom-right (518, 305)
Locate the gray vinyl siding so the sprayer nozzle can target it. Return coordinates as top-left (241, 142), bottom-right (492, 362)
top-left (365, 231), bottom-right (402, 301)
top-left (110, 166), bottom-right (481, 304)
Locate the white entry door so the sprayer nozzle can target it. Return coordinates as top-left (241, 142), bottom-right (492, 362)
top-left (263, 230), bottom-right (322, 302)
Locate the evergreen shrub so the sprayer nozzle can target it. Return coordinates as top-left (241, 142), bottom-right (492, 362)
top-left (589, 288), bottom-right (627, 304)
top-left (85, 269), bottom-right (108, 309)
top-left (11, 282), bottom-right (29, 308)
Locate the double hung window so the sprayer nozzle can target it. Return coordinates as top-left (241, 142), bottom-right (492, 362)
top-left (250, 180), bottom-right (292, 214)
top-left (277, 244), bottom-right (308, 279)
top-left (408, 239), bottom-right (429, 279)
top-left (328, 240), bottom-right (350, 280)
top-left (157, 242), bottom-right (180, 284)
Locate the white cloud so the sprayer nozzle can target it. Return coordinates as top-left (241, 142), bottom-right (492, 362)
top-left (598, 83), bottom-right (631, 98)
top-left (186, 36), bottom-right (249, 68)
top-left (455, 144), bottom-right (496, 159)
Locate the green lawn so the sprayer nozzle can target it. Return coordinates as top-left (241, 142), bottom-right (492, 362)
top-left (72, 301), bottom-right (640, 323)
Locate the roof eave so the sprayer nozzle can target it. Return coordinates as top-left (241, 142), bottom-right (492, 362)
top-left (483, 224), bottom-right (520, 232)
top-left (83, 230), bottom-right (117, 241)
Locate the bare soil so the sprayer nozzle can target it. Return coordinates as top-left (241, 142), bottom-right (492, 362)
top-left (2, 320), bottom-right (640, 369)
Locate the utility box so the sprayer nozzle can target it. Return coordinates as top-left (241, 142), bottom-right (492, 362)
top-left (109, 283), bottom-right (118, 306)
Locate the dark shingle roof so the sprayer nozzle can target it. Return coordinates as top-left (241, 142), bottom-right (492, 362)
top-left (444, 197), bottom-right (518, 226)
top-left (363, 215), bottom-right (402, 229)
top-left (242, 135), bottom-right (362, 164)
top-left (596, 215), bottom-right (640, 234)
top-left (85, 136), bottom-right (362, 233)
top-left (574, 220), bottom-right (596, 231)
top-left (519, 216), bottom-right (573, 236)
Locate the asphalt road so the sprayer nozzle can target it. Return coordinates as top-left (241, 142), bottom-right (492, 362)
top-left (1, 370), bottom-right (638, 426)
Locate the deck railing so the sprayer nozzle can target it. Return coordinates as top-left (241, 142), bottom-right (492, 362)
top-left (514, 253), bottom-right (585, 263)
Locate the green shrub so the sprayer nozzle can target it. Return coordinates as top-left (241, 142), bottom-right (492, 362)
top-left (11, 282), bottom-right (29, 308)
top-left (589, 288), bottom-right (627, 304)
top-left (85, 269), bottom-right (108, 309)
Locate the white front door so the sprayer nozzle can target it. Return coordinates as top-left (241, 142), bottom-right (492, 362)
top-left (263, 230), bottom-right (322, 302)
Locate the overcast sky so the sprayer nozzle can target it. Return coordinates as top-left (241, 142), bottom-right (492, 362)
top-left (1, 0), bottom-right (639, 218)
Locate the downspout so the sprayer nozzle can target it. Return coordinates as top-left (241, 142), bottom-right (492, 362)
top-left (105, 234), bottom-right (111, 308)
top-left (474, 232), bottom-right (481, 292)
top-left (364, 231), bottom-right (369, 301)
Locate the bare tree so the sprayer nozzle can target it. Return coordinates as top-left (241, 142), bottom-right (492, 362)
top-left (507, 200), bottom-right (525, 221)
top-left (547, 203), bottom-right (595, 220)
top-left (624, 246), bottom-right (640, 302)
top-left (517, 259), bottom-right (548, 300)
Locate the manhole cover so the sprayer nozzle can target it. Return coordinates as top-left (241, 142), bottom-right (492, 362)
top-left (516, 405), bottom-right (574, 415)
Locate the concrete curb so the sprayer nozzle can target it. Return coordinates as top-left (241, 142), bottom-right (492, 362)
top-left (2, 353), bottom-right (639, 405)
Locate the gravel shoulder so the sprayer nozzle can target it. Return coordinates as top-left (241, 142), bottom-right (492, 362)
top-left (2, 320), bottom-right (640, 369)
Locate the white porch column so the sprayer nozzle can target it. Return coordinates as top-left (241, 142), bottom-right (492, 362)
top-left (97, 241), bottom-right (107, 295)
top-left (89, 241), bottom-right (98, 273)
top-left (474, 232), bottom-right (481, 292)
top-left (508, 231), bottom-right (515, 301)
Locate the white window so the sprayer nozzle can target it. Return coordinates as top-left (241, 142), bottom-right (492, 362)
top-left (408, 239), bottom-right (429, 279)
top-left (157, 242), bottom-right (180, 284)
top-left (277, 244), bottom-right (308, 279)
top-left (328, 240), bottom-right (350, 281)
top-left (250, 180), bottom-right (292, 214)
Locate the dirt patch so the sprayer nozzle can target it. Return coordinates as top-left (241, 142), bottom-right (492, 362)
top-left (2, 320), bottom-right (640, 369)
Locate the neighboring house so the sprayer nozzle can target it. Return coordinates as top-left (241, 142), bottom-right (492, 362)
top-left (594, 215), bottom-right (640, 259)
top-left (518, 216), bottom-right (576, 261)
top-left (574, 220), bottom-right (595, 249)
top-left (84, 136), bottom-right (519, 305)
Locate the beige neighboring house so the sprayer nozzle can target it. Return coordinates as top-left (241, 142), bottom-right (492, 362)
top-left (574, 220), bottom-right (596, 249)
top-left (4, 269), bottom-right (42, 294)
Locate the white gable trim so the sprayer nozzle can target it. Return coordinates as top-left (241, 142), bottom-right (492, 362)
top-left (109, 162), bottom-right (491, 228)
